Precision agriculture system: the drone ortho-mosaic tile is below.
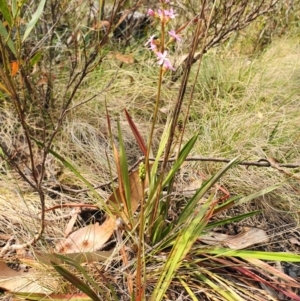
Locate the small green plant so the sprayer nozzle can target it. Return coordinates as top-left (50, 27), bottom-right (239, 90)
top-left (1, 1), bottom-right (300, 301)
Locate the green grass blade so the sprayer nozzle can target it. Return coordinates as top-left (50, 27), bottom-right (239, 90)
top-left (51, 261), bottom-right (101, 301)
top-left (162, 134), bottom-right (198, 187)
top-left (12, 292), bottom-right (93, 300)
top-left (194, 271), bottom-right (243, 301)
top-left (22, 0), bottom-right (47, 42)
top-left (205, 211), bottom-right (261, 230)
top-left (0, 20), bottom-right (16, 55)
top-left (0, 0), bottom-right (12, 26)
top-left (178, 157), bottom-right (239, 225)
top-left (214, 184), bottom-right (280, 214)
top-left (204, 248), bottom-right (300, 262)
top-left (234, 184), bottom-right (281, 206)
top-left (117, 120), bottom-right (132, 221)
top-left (178, 277), bottom-right (198, 301)
top-left (150, 119), bottom-right (171, 184)
top-left (151, 195), bottom-right (214, 301)
top-left (52, 254), bottom-right (106, 296)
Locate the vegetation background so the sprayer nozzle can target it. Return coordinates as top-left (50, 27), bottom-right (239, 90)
top-left (0, 0), bottom-right (300, 300)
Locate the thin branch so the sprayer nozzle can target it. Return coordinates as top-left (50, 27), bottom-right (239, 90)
top-left (157, 156), bottom-right (300, 169)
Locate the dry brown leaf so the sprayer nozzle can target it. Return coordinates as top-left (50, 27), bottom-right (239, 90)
top-left (55, 168), bottom-right (146, 255)
top-left (201, 227), bottom-right (269, 250)
top-left (64, 207), bottom-right (81, 237)
top-left (33, 250), bottom-right (113, 265)
top-left (289, 237), bottom-right (300, 246)
top-left (115, 52), bottom-right (135, 64)
top-left (56, 217), bottom-right (116, 254)
top-left (109, 169), bottom-right (146, 224)
top-left (109, 51), bottom-right (135, 64)
top-left (0, 260), bottom-right (55, 293)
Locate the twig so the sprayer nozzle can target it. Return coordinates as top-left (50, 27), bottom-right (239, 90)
top-left (52, 156), bottom-right (300, 195)
top-left (155, 156), bottom-right (300, 169)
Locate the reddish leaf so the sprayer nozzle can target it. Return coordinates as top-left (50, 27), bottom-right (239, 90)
top-left (124, 109), bottom-right (147, 156)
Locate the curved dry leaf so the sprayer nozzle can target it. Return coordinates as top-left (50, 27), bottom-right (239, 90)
top-left (201, 227), bottom-right (269, 250)
top-left (56, 217), bottom-right (116, 254)
top-left (109, 169), bottom-right (146, 223)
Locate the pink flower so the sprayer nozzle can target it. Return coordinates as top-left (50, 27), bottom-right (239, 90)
top-left (157, 9), bottom-right (164, 19)
top-left (163, 60), bottom-right (175, 71)
top-left (156, 51), bottom-right (169, 65)
top-left (160, 0), bottom-right (170, 3)
top-left (164, 8), bottom-right (177, 19)
top-left (145, 35), bottom-right (157, 51)
top-left (157, 8), bottom-right (177, 23)
top-left (148, 9), bottom-right (156, 17)
top-left (168, 29), bottom-right (181, 41)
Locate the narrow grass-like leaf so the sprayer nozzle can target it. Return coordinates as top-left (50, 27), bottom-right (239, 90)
top-left (11, 0), bottom-right (18, 17)
top-left (204, 248), bottom-right (300, 262)
top-left (178, 277), bottom-right (198, 301)
top-left (205, 211), bottom-right (261, 230)
top-left (0, 81), bottom-right (12, 96)
top-left (30, 51), bottom-right (42, 66)
top-left (22, 0), bottom-right (47, 42)
top-left (151, 194), bottom-right (214, 301)
top-left (162, 134), bottom-right (198, 187)
top-left (51, 262), bottom-right (101, 301)
top-left (52, 254), bottom-right (106, 296)
top-left (213, 184), bottom-right (280, 214)
top-left (0, 0), bottom-right (12, 26)
top-left (0, 20), bottom-right (16, 56)
top-left (195, 271), bottom-right (243, 301)
top-left (124, 109), bottom-right (147, 156)
top-left (146, 120), bottom-right (171, 209)
top-left (244, 257), bottom-right (300, 287)
top-left (178, 157), bottom-right (239, 225)
top-left (150, 119), bottom-right (171, 183)
top-left (117, 120), bottom-right (132, 222)
top-left (12, 292), bottom-right (93, 300)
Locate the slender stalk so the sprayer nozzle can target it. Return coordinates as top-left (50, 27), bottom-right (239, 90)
top-left (145, 17), bottom-right (165, 177)
top-left (136, 180), bottom-right (146, 301)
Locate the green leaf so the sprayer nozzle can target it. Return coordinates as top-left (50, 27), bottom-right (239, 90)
top-left (214, 184), bottom-right (280, 214)
top-left (204, 248), bottom-right (300, 262)
top-left (205, 211), bottom-right (261, 230)
top-left (194, 271), bottom-right (243, 301)
top-left (178, 157), bottom-right (239, 225)
top-left (162, 134), bottom-right (198, 187)
top-left (0, 20), bottom-right (16, 56)
top-left (51, 262), bottom-right (101, 301)
top-left (150, 119), bottom-right (171, 184)
top-left (0, 0), bottom-right (12, 26)
top-left (117, 120), bottom-right (132, 222)
top-left (52, 254), bottom-right (105, 295)
top-left (151, 194), bottom-right (215, 301)
top-left (22, 0), bottom-right (47, 42)
top-left (29, 51), bottom-right (42, 66)
top-left (11, 0), bottom-right (18, 18)
top-left (12, 292), bottom-right (93, 301)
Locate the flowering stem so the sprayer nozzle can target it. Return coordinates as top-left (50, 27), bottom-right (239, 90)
top-left (145, 18), bottom-right (165, 177)
top-left (145, 65), bottom-right (164, 177)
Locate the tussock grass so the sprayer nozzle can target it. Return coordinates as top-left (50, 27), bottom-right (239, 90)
top-left (187, 37), bottom-right (300, 222)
